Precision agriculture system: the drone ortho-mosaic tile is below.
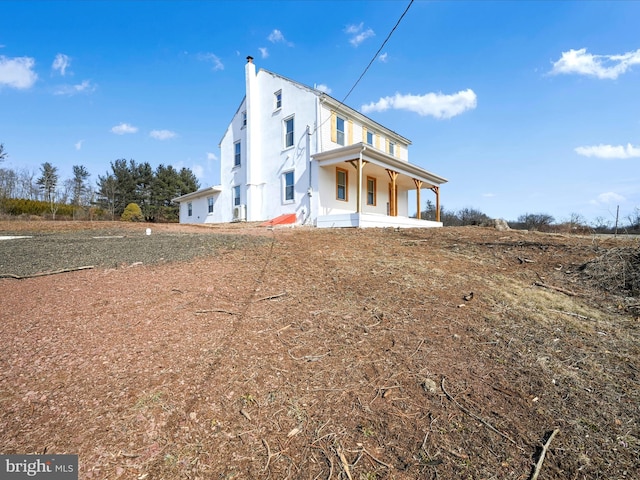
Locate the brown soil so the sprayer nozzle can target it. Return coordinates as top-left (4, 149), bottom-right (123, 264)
top-left (1, 220), bottom-right (638, 479)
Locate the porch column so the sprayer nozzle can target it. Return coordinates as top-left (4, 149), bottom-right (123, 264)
top-left (386, 169), bottom-right (398, 216)
top-left (430, 185), bottom-right (440, 222)
top-left (413, 179), bottom-right (423, 220)
top-left (348, 159), bottom-right (368, 213)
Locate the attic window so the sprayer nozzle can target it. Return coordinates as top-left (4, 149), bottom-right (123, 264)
top-left (275, 90), bottom-right (282, 110)
top-left (242, 111), bottom-right (247, 127)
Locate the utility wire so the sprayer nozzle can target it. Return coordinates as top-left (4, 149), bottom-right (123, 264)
top-left (341, 0), bottom-right (414, 106)
top-left (311, 0), bottom-right (414, 135)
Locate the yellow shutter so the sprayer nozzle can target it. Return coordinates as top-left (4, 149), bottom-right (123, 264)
top-left (385, 138), bottom-right (390, 153)
top-left (330, 111), bottom-right (337, 143)
top-left (396, 144), bottom-right (400, 158)
top-left (348, 119), bottom-right (353, 145)
top-left (362, 126), bottom-right (367, 143)
top-left (375, 134), bottom-right (380, 150)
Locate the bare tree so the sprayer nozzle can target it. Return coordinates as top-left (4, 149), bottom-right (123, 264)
top-left (0, 143), bottom-right (7, 162)
top-left (517, 213), bottom-right (555, 231)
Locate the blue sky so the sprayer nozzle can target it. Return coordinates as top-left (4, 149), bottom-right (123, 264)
top-left (1, 0), bottom-right (638, 224)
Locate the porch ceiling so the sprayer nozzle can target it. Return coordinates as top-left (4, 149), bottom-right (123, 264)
top-left (311, 143), bottom-right (447, 187)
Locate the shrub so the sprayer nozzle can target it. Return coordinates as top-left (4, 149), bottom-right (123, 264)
top-left (121, 203), bottom-right (144, 222)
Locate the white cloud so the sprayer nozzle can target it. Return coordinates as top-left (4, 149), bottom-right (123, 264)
top-left (150, 129), bottom-right (177, 140)
top-left (75, 140), bottom-right (83, 151)
top-left (315, 83), bottom-right (332, 94)
top-left (379, 52), bottom-right (388, 63)
top-left (482, 193), bottom-right (496, 198)
top-left (198, 53), bottom-right (224, 71)
top-left (206, 152), bottom-right (218, 161)
top-left (52, 53), bottom-right (71, 76)
top-left (575, 143), bottom-right (640, 159)
top-left (361, 89), bottom-right (477, 119)
top-left (550, 48), bottom-right (640, 80)
top-left (0, 55), bottom-right (37, 89)
top-left (259, 47), bottom-right (269, 59)
top-left (596, 192), bottom-right (625, 204)
top-left (111, 123), bottom-right (138, 135)
top-left (53, 80), bottom-right (96, 95)
top-left (267, 29), bottom-right (293, 46)
top-left (345, 23), bottom-right (375, 47)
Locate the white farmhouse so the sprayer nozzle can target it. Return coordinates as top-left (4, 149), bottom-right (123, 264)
top-left (173, 56), bottom-right (447, 228)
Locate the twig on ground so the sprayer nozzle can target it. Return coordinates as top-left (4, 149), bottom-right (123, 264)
top-left (335, 445), bottom-right (353, 480)
top-left (262, 438), bottom-right (272, 472)
top-left (548, 309), bottom-right (589, 320)
top-left (517, 257), bottom-right (535, 264)
top-left (362, 447), bottom-right (394, 470)
top-left (409, 339), bottom-right (425, 358)
top-left (256, 292), bottom-right (287, 302)
top-left (0, 265), bottom-right (94, 279)
top-left (441, 377), bottom-right (522, 450)
top-left (533, 281), bottom-right (577, 296)
top-left (530, 429), bottom-right (559, 480)
top-left (287, 349), bottom-right (330, 362)
top-left (194, 309), bottom-right (238, 315)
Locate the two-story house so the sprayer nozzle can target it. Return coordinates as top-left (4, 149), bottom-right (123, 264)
top-left (173, 56), bottom-right (447, 228)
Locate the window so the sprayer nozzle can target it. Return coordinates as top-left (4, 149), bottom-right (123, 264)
top-left (336, 116), bottom-right (345, 146)
top-left (336, 168), bottom-right (348, 201)
top-left (242, 111), bottom-right (247, 127)
top-left (233, 185), bottom-right (241, 207)
top-left (283, 170), bottom-right (294, 202)
top-left (366, 130), bottom-right (374, 146)
top-left (187, 202), bottom-right (192, 217)
top-left (234, 141), bottom-right (241, 167)
top-left (388, 141), bottom-right (395, 156)
top-left (207, 196), bottom-right (214, 213)
top-left (275, 90), bottom-right (282, 110)
top-left (366, 177), bottom-right (376, 206)
top-left (284, 116), bottom-right (294, 149)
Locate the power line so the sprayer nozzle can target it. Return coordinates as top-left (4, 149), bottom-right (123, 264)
top-left (341, 0), bottom-right (415, 105)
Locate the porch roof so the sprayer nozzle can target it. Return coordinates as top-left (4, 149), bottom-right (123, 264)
top-left (311, 143), bottom-right (447, 187)
top-left (172, 185), bottom-right (222, 203)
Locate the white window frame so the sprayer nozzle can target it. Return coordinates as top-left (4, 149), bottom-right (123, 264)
top-left (336, 167), bottom-right (348, 201)
top-left (234, 141), bottom-right (241, 167)
top-left (242, 111), bottom-right (247, 128)
top-left (336, 116), bottom-right (345, 146)
top-left (366, 130), bottom-right (374, 146)
top-left (283, 115), bottom-right (294, 149)
top-left (187, 202), bottom-right (193, 217)
top-left (232, 185), bottom-right (241, 207)
top-left (274, 90), bottom-right (282, 110)
top-left (283, 170), bottom-right (295, 203)
top-left (389, 141), bottom-right (395, 156)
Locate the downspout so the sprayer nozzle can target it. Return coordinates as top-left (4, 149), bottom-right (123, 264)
top-left (304, 124), bottom-right (312, 225)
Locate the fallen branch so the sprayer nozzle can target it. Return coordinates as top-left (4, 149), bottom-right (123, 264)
top-left (533, 281), bottom-right (577, 297)
top-left (262, 438), bottom-right (272, 472)
top-left (335, 445), bottom-right (353, 480)
top-left (548, 309), bottom-right (589, 320)
top-left (0, 265), bottom-right (94, 280)
top-left (362, 447), bottom-right (394, 470)
top-left (530, 429), bottom-right (559, 480)
top-left (441, 377), bottom-right (521, 449)
top-left (256, 292), bottom-right (287, 302)
top-left (194, 309), bottom-right (238, 315)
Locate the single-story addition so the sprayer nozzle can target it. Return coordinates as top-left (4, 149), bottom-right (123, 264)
top-left (173, 56), bottom-right (448, 228)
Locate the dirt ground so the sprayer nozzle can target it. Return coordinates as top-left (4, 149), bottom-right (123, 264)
top-left (1, 220), bottom-right (638, 479)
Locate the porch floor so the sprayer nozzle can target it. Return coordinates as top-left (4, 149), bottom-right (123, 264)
top-left (316, 213), bottom-right (442, 229)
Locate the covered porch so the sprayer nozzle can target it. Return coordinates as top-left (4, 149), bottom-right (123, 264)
top-left (312, 143), bottom-right (447, 229)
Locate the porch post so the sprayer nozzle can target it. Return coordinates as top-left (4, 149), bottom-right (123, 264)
top-left (430, 185), bottom-right (440, 222)
top-left (357, 154), bottom-right (363, 214)
top-left (413, 179), bottom-right (423, 219)
top-left (386, 169), bottom-right (398, 216)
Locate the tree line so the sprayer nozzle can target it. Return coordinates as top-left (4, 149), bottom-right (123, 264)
top-left (420, 200), bottom-right (640, 234)
top-left (0, 143), bottom-right (199, 222)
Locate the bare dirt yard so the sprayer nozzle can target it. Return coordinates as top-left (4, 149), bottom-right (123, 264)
top-left (1, 220), bottom-right (638, 479)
